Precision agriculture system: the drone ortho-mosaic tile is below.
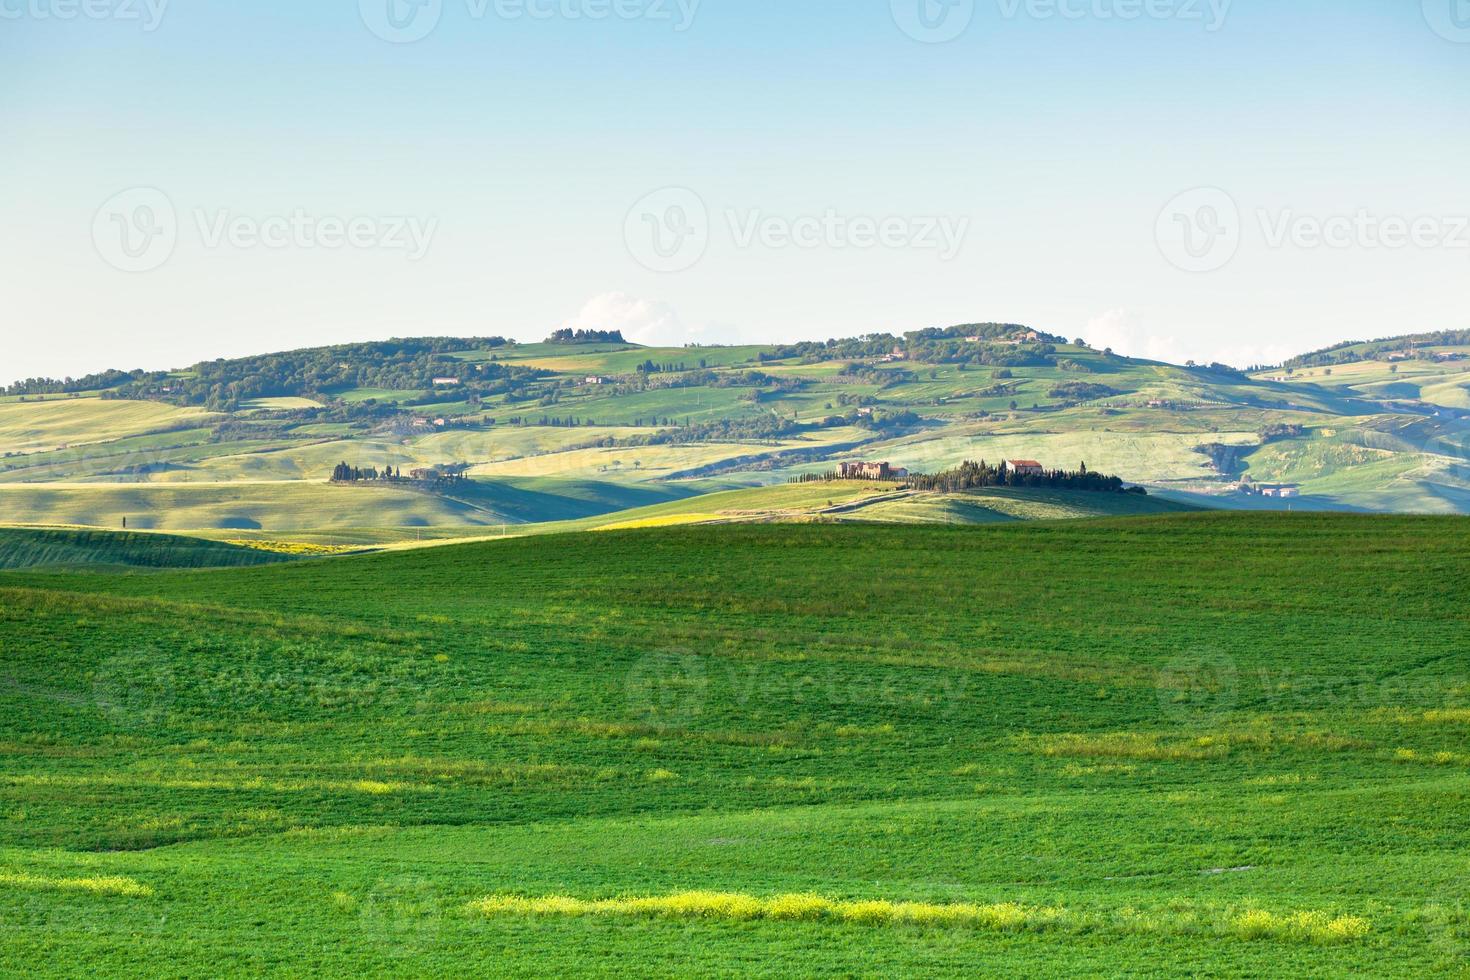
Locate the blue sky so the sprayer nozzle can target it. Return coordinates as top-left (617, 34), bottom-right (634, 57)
top-left (3, 1), bottom-right (1467, 382)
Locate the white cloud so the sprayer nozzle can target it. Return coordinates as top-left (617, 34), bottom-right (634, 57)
top-left (1209, 342), bottom-right (1298, 371)
top-left (559, 292), bottom-right (703, 347)
top-left (1082, 309), bottom-right (1190, 364)
top-left (1082, 310), bottom-right (1295, 369)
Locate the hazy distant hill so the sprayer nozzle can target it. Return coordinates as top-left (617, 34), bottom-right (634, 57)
top-left (2, 326), bottom-right (1468, 539)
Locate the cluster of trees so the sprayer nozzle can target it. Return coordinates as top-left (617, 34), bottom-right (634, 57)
top-left (592, 368), bottom-right (791, 398)
top-left (331, 461), bottom-right (470, 483)
top-left (974, 382), bottom-right (1023, 399)
top-left (611, 414), bottom-right (805, 446)
top-left (906, 460), bottom-right (1142, 494)
top-left (756, 324), bottom-right (1068, 363)
top-left (1053, 358), bottom-right (1094, 374)
top-left (842, 409), bottom-right (921, 431)
top-left (836, 363), bottom-right (918, 387)
top-left (711, 371), bottom-right (804, 396)
top-left (757, 331), bottom-right (1067, 369)
top-left (757, 334), bottom-right (902, 363)
top-left (588, 404), bottom-right (923, 448)
top-left (1048, 381), bottom-right (1122, 403)
top-left (908, 323), bottom-right (1056, 343)
top-left (331, 462), bottom-right (405, 482)
top-left (906, 326), bottom-right (1064, 367)
top-left (1183, 361), bottom-right (1249, 378)
top-left (104, 338), bottom-right (529, 411)
top-left (546, 329), bottom-right (626, 344)
top-left (3, 368), bottom-right (146, 397)
top-left (636, 359), bottom-right (693, 374)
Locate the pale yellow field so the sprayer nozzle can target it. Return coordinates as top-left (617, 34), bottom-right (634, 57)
top-left (539, 482), bottom-right (898, 531)
top-left (492, 354), bottom-right (624, 373)
top-left (0, 481), bottom-right (499, 531)
top-left (241, 397), bottom-right (325, 410)
top-left (469, 443), bottom-right (761, 481)
top-left (408, 426), bottom-right (643, 461)
top-left (0, 398), bottom-right (214, 455)
top-left (466, 426), bottom-right (874, 482)
top-left (149, 439), bottom-right (417, 483)
top-left (1412, 378), bottom-right (1470, 409)
top-left (149, 427), bottom-right (645, 483)
top-left (592, 513), bottom-right (721, 531)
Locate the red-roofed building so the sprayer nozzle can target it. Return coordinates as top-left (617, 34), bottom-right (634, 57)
top-left (1007, 459), bottom-right (1045, 477)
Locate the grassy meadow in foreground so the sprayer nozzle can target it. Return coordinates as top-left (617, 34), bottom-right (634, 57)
top-left (1, 514), bottom-right (1469, 976)
top-left (0, 528), bottom-right (295, 572)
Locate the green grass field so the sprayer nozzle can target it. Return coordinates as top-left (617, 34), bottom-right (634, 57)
top-left (0, 398), bottom-right (212, 456)
top-left (2, 514), bottom-right (1469, 976)
top-left (834, 486), bottom-right (1201, 523)
top-left (0, 477), bottom-right (703, 535)
top-left (0, 528), bottom-right (293, 571)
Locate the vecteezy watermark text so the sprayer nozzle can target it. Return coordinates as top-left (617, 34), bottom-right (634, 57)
top-left (891, 0), bottom-right (1231, 43)
top-left (625, 187), bottom-right (970, 273)
top-left (727, 210), bottom-right (969, 258)
top-left (997, 0), bottom-right (1230, 29)
top-left (195, 209), bottom-right (437, 259)
top-left (1258, 210), bottom-right (1470, 252)
top-left (359, 0), bottom-right (700, 44)
top-left (626, 650), bottom-right (974, 724)
top-left (1157, 187), bottom-right (1470, 273)
top-left (92, 188), bottom-right (437, 273)
top-left (0, 0), bottom-right (168, 30)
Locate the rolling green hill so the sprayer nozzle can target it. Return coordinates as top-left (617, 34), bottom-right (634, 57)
top-left (5, 327), bottom-right (1470, 540)
top-left (0, 527), bottom-right (293, 571)
top-left (0, 477), bottom-right (705, 535)
top-left (549, 482), bottom-right (1199, 531)
top-left (1, 514), bottom-right (1468, 975)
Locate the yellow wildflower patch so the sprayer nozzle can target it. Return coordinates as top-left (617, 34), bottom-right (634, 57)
top-left (0, 872), bottom-right (153, 898)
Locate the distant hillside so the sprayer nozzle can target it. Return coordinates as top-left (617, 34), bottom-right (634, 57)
top-left (1284, 330), bottom-right (1470, 369)
top-left (2, 324), bottom-right (1469, 536)
top-left (0, 528), bottom-right (294, 571)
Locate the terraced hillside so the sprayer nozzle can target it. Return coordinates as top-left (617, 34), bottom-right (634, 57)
top-left (3, 327), bottom-right (1470, 540)
top-left (1, 515), bottom-right (1468, 975)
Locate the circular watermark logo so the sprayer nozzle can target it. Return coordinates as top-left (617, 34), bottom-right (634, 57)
top-left (102, 443), bottom-right (177, 482)
top-left (626, 649), bottom-right (709, 724)
top-left (92, 653), bottom-right (175, 731)
top-left (891, 0), bottom-right (975, 43)
top-left (1414, 422), bottom-right (1470, 487)
top-left (360, 875), bottom-right (443, 953)
top-left (92, 187), bottom-right (177, 273)
top-left (1426, 876), bottom-right (1470, 966)
top-left (360, 0), bottom-right (443, 43)
top-left (624, 187), bottom-right (709, 273)
top-left (1156, 186), bottom-right (1241, 274)
top-left (1424, 0), bottom-right (1470, 43)
top-left (1157, 651), bottom-right (1239, 726)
